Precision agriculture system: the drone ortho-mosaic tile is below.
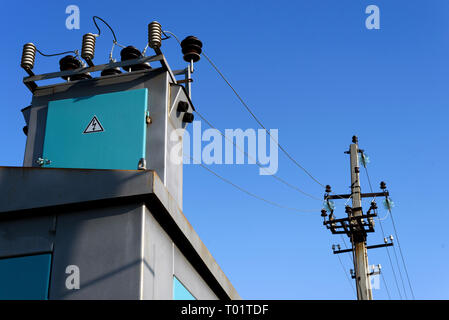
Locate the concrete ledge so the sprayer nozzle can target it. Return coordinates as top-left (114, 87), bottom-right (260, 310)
top-left (0, 167), bottom-right (154, 213)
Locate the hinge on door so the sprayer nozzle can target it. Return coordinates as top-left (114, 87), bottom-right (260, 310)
top-left (138, 158), bottom-right (147, 170)
top-left (36, 157), bottom-right (51, 167)
top-left (146, 110), bottom-right (152, 124)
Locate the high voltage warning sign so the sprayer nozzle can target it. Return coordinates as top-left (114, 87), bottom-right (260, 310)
top-left (83, 116), bottom-right (104, 134)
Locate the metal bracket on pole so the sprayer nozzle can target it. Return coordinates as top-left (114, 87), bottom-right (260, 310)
top-left (173, 67), bottom-right (193, 99)
top-left (332, 242), bottom-right (393, 255)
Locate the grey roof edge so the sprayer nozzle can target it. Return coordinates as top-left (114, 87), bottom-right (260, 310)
top-left (0, 166), bottom-right (241, 300)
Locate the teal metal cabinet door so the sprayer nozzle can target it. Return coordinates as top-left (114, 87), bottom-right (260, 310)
top-left (0, 254), bottom-right (52, 300)
top-left (42, 88), bottom-right (148, 170)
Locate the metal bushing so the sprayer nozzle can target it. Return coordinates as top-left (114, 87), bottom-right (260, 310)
top-left (120, 46), bottom-right (151, 72)
top-left (181, 36), bottom-right (202, 63)
top-left (59, 55), bottom-right (91, 80)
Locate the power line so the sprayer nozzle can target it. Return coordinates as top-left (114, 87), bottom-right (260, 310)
top-left (377, 217), bottom-right (403, 299)
top-left (92, 16), bottom-right (118, 42)
top-left (339, 234), bottom-right (353, 266)
top-left (389, 207), bottom-right (416, 299)
top-left (391, 234), bottom-right (408, 299)
top-left (336, 254), bottom-right (356, 295)
top-left (380, 272), bottom-right (392, 300)
top-left (360, 165), bottom-right (415, 301)
top-left (363, 161), bottom-right (406, 299)
top-left (164, 31), bottom-right (324, 188)
top-left (194, 109), bottom-right (321, 201)
top-left (36, 48), bottom-right (79, 57)
top-left (201, 51), bottom-right (325, 188)
top-left (187, 155), bottom-right (318, 214)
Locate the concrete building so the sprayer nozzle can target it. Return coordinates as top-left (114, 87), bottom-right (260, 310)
top-left (0, 41), bottom-right (240, 300)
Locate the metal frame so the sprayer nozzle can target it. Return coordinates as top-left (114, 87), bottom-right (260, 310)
top-left (23, 54), bottom-right (178, 93)
top-left (173, 68), bottom-right (193, 98)
top-left (324, 212), bottom-right (377, 236)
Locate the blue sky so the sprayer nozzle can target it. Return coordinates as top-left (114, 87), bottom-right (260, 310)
top-left (1, 0), bottom-right (448, 299)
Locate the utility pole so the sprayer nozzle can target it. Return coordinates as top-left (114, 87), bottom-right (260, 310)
top-left (321, 136), bottom-right (394, 300)
top-left (349, 136), bottom-right (372, 300)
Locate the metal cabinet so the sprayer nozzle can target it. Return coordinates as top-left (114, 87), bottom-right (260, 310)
top-left (42, 89), bottom-right (148, 170)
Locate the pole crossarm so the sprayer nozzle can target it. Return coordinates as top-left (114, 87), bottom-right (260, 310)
top-left (325, 191), bottom-right (388, 200)
top-left (333, 242), bottom-right (393, 255)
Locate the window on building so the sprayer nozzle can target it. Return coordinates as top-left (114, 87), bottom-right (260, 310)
top-left (173, 276), bottom-right (196, 300)
top-left (0, 253), bottom-right (52, 300)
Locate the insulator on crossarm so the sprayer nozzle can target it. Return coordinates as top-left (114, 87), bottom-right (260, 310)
top-left (345, 206), bottom-right (352, 215)
top-left (101, 59), bottom-right (122, 77)
top-left (59, 55), bottom-right (91, 81)
top-left (148, 21), bottom-right (162, 49)
top-left (21, 43), bottom-right (36, 72)
top-left (120, 46), bottom-right (151, 72)
top-left (81, 33), bottom-right (96, 67)
top-left (181, 36), bottom-right (202, 63)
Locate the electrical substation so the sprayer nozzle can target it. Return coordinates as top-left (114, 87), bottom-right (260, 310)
top-left (0, 18), bottom-right (240, 300)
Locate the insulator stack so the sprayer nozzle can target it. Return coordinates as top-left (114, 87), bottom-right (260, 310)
top-left (345, 206), bottom-right (352, 215)
top-left (81, 33), bottom-right (96, 66)
top-left (148, 21), bottom-right (162, 49)
top-left (21, 43), bottom-right (36, 71)
top-left (177, 101), bottom-right (189, 113)
top-left (120, 46), bottom-right (151, 72)
top-left (320, 209), bottom-right (327, 217)
top-left (181, 36), bottom-right (202, 63)
top-left (101, 65), bottom-right (122, 77)
top-left (182, 112), bottom-right (194, 123)
top-left (59, 55), bottom-right (91, 81)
